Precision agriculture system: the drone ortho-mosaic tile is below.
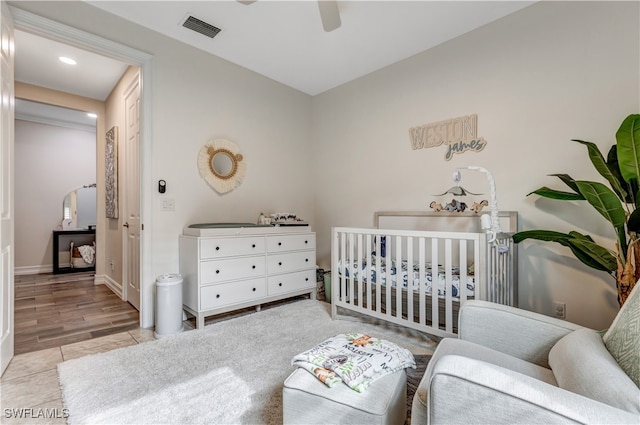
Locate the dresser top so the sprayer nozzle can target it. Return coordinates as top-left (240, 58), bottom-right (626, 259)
top-left (183, 223), bottom-right (312, 237)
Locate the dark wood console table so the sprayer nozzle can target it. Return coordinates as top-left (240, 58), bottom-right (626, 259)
top-left (53, 229), bottom-right (96, 274)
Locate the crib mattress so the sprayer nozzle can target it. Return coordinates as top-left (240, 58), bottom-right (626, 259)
top-left (338, 258), bottom-right (475, 298)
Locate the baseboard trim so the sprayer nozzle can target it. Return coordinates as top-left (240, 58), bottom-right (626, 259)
top-left (15, 265), bottom-right (53, 275)
top-left (97, 274), bottom-right (124, 299)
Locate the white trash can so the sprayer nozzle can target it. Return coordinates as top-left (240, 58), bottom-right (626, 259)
top-left (154, 273), bottom-right (185, 338)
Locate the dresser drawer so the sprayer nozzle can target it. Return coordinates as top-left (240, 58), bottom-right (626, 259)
top-left (267, 250), bottom-right (315, 274)
top-left (200, 237), bottom-right (265, 259)
top-left (200, 278), bottom-right (266, 310)
top-left (267, 269), bottom-right (315, 296)
top-left (266, 233), bottom-right (315, 253)
top-left (201, 256), bottom-right (266, 284)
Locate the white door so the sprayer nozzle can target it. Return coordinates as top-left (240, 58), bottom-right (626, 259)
top-left (123, 73), bottom-right (141, 310)
top-left (0, 0), bottom-right (14, 375)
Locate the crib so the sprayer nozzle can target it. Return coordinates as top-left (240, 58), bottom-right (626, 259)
top-left (330, 211), bottom-right (517, 339)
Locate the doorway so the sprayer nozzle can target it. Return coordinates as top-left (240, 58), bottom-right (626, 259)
top-left (12, 99), bottom-right (141, 354)
top-left (9, 7), bottom-right (154, 324)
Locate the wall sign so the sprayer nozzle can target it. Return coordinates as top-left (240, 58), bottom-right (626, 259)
top-left (409, 113), bottom-right (487, 160)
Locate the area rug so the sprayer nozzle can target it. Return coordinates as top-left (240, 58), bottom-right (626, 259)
top-left (58, 299), bottom-right (435, 425)
top-left (406, 354), bottom-right (431, 425)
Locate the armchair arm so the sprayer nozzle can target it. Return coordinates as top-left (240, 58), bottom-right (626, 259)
top-left (459, 300), bottom-right (585, 367)
top-left (427, 355), bottom-right (639, 425)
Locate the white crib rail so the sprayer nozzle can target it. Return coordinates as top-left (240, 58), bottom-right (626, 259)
top-left (486, 232), bottom-right (517, 306)
top-left (331, 227), bottom-right (488, 339)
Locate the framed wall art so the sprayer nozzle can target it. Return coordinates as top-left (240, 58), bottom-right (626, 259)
top-left (105, 126), bottom-right (118, 219)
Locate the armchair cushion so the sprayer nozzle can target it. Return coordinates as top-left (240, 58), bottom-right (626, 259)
top-left (458, 300), bottom-right (584, 367)
top-left (603, 282), bottom-right (640, 387)
top-left (426, 355), bottom-right (638, 424)
top-left (412, 338), bottom-right (558, 424)
top-left (549, 328), bottom-right (640, 413)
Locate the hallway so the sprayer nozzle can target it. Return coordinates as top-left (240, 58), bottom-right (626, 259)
top-left (14, 272), bottom-right (139, 355)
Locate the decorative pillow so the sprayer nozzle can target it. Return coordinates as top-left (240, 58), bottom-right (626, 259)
top-left (603, 282), bottom-right (640, 387)
top-left (549, 329), bottom-right (640, 412)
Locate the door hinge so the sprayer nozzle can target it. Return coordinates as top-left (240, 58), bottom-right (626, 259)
top-left (141, 224), bottom-right (144, 231)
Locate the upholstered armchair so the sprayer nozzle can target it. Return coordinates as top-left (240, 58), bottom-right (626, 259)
top-left (411, 284), bottom-right (640, 424)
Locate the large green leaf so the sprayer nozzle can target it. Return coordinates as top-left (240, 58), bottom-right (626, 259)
top-left (549, 173), bottom-right (581, 194)
top-left (616, 114), bottom-right (640, 183)
top-left (528, 186), bottom-right (584, 200)
top-left (512, 230), bottom-right (616, 273)
top-left (608, 145), bottom-right (637, 204)
top-left (575, 181), bottom-right (626, 229)
top-left (512, 230), bottom-right (571, 244)
top-left (566, 238), bottom-right (617, 273)
top-left (573, 139), bottom-right (627, 201)
top-left (628, 208), bottom-right (640, 233)
top-left (567, 230), bottom-right (594, 242)
top-left (632, 178), bottom-right (640, 207)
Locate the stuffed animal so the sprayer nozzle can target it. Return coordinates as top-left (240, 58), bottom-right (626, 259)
top-left (444, 199), bottom-right (468, 212)
top-left (429, 201), bottom-right (443, 212)
top-left (470, 200), bottom-right (489, 214)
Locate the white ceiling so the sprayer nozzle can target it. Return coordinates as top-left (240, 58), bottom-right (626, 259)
top-left (14, 29), bottom-right (128, 127)
top-left (14, 98), bottom-right (98, 132)
top-left (14, 29), bottom-right (129, 101)
top-left (13, 1), bottom-right (535, 122)
top-left (89, 0), bottom-right (535, 96)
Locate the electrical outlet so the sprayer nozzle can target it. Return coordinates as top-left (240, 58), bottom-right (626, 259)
top-left (553, 302), bottom-right (566, 319)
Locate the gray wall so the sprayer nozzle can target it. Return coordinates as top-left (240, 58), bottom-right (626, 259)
top-left (14, 119), bottom-right (96, 272)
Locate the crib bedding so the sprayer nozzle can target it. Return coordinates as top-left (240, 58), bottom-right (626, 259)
top-left (338, 257), bottom-right (475, 298)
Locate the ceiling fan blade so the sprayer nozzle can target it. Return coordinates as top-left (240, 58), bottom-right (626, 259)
top-left (317, 0), bottom-right (341, 32)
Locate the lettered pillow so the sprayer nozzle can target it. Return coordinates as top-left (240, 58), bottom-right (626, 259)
top-left (603, 282), bottom-right (640, 387)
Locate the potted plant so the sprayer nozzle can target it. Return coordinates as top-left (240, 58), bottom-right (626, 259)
top-left (513, 114), bottom-right (640, 306)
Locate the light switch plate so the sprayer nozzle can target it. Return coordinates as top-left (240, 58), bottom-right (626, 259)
top-left (161, 198), bottom-right (175, 211)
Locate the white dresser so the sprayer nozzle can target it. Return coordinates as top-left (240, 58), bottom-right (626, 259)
top-left (179, 226), bottom-right (316, 329)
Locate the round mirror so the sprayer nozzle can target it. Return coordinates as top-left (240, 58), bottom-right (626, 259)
top-left (211, 151), bottom-right (235, 178)
top-left (198, 139), bottom-right (246, 194)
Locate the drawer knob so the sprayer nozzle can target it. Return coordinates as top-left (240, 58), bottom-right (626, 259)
top-left (216, 294), bottom-right (220, 299)
top-left (252, 265), bottom-right (256, 269)
top-left (278, 262), bottom-right (282, 266)
top-left (305, 258), bottom-right (309, 262)
top-left (305, 240), bottom-right (308, 244)
top-left (278, 242), bottom-right (282, 246)
top-left (252, 244), bottom-right (256, 248)
top-left (279, 282), bottom-right (283, 287)
top-left (305, 278), bottom-right (309, 281)
top-left (216, 270), bottom-right (220, 274)
top-left (252, 287), bottom-right (256, 292)
top-left (215, 246), bottom-right (220, 251)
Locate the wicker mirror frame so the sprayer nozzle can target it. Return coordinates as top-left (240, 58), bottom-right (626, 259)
top-left (198, 139), bottom-right (245, 194)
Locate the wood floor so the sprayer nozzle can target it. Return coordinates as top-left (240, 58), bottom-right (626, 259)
top-left (14, 272), bottom-right (139, 355)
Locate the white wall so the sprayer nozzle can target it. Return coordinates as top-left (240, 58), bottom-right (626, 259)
top-left (150, 47), bottom-right (314, 276)
top-left (14, 119), bottom-right (96, 271)
top-left (311, 1), bottom-right (639, 329)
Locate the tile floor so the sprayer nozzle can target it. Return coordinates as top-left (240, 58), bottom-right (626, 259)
top-left (0, 328), bottom-right (166, 424)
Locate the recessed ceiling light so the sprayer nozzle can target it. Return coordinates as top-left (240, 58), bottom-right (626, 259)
top-left (59, 56), bottom-right (76, 65)
top-left (87, 113), bottom-right (97, 119)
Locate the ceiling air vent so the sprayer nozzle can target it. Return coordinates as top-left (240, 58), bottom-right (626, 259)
top-left (182, 15), bottom-right (222, 39)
